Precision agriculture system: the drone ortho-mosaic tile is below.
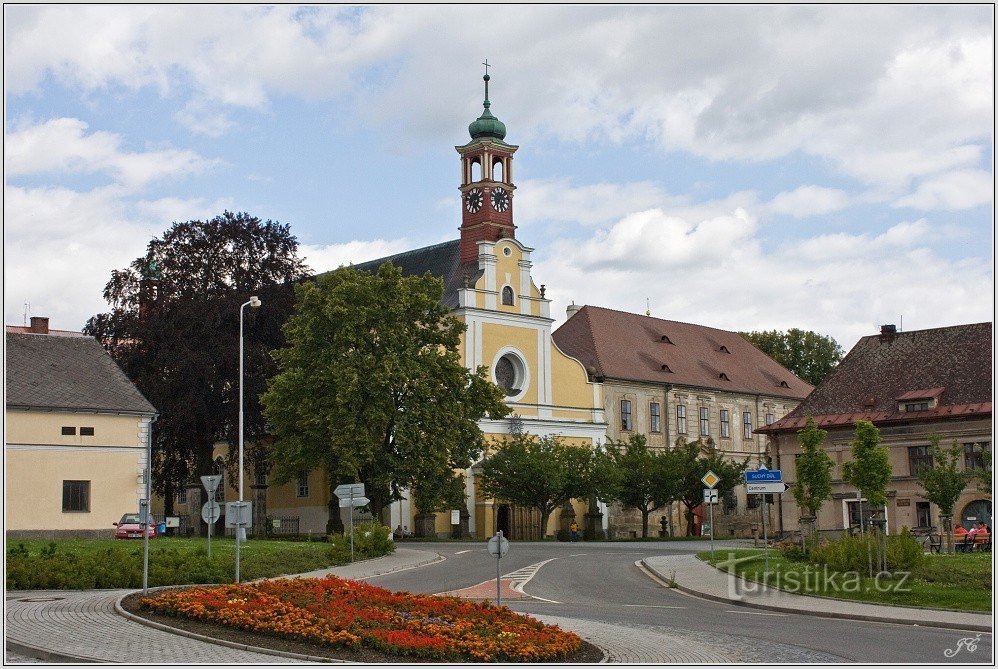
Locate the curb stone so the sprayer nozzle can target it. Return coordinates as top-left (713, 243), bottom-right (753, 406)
top-left (641, 558), bottom-right (993, 633)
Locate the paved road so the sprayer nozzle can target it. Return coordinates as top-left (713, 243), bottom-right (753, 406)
top-left (375, 540), bottom-right (994, 664)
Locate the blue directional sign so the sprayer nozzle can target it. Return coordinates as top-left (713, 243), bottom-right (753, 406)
top-left (745, 467), bottom-right (782, 483)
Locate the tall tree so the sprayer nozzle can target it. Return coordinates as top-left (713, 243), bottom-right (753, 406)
top-left (261, 262), bottom-right (509, 530)
top-left (478, 433), bottom-right (602, 537)
top-left (741, 328), bottom-right (844, 386)
top-left (606, 434), bottom-right (681, 538)
top-left (792, 417), bottom-right (834, 544)
top-left (916, 434), bottom-right (971, 554)
top-left (84, 212), bottom-right (309, 512)
top-left (675, 438), bottom-right (748, 536)
top-left (842, 420), bottom-right (892, 574)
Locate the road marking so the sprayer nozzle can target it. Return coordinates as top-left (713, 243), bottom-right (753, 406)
top-left (623, 604), bottom-right (687, 609)
top-left (725, 610), bottom-right (789, 616)
top-left (453, 550), bottom-right (474, 555)
top-left (568, 553), bottom-right (588, 557)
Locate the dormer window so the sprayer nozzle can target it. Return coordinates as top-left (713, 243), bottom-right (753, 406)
top-left (719, 345), bottom-right (730, 354)
top-left (719, 373), bottom-right (730, 381)
top-left (896, 388), bottom-right (944, 412)
top-left (661, 364), bottom-right (673, 373)
top-left (779, 381), bottom-right (790, 388)
top-left (660, 335), bottom-right (673, 344)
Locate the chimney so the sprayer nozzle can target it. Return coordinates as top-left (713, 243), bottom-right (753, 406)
top-left (566, 302), bottom-right (581, 320)
top-left (29, 316), bottom-right (50, 334)
top-left (880, 324), bottom-right (897, 342)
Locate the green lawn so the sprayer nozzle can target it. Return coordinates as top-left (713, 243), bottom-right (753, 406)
top-left (699, 549), bottom-right (992, 612)
top-left (6, 533), bottom-right (391, 590)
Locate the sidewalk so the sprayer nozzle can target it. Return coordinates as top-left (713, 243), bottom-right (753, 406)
top-left (641, 553), bottom-right (993, 633)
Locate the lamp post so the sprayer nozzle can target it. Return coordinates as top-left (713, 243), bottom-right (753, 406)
top-left (236, 295), bottom-right (261, 584)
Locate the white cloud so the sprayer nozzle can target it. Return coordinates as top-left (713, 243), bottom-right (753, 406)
top-left (892, 169), bottom-right (993, 210)
top-left (538, 210), bottom-right (991, 348)
top-left (5, 117), bottom-right (217, 189)
top-left (765, 186), bottom-right (851, 218)
top-left (301, 239), bottom-right (413, 274)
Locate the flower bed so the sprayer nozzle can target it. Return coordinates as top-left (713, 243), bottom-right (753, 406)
top-left (139, 575), bottom-right (581, 662)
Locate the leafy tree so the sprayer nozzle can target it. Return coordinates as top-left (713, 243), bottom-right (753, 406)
top-left (842, 420), bottom-right (892, 574)
top-left (741, 328), bottom-right (844, 386)
top-left (606, 434), bottom-right (681, 538)
top-left (969, 446), bottom-right (992, 495)
top-left (916, 434), bottom-right (971, 554)
top-left (792, 417), bottom-right (833, 540)
top-left (674, 438), bottom-right (749, 536)
top-left (261, 262), bottom-right (509, 530)
top-left (478, 434), bottom-right (600, 537)
top-left (84, 212), bottom-right (309, 513)
top-left (842, 421), bottom-right (891, 509)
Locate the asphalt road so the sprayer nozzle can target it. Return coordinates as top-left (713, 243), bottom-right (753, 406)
top-left (371, 540), bottom-right (993, 664)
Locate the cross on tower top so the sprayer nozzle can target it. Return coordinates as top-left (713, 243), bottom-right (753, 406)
top-left (482, 59), bottom-right (491, 76)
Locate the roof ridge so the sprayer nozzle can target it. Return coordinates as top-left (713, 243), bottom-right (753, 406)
top-left (353, 238), bottom-right (459, 269)
top-left (578, 304), bottom-right (752, 338)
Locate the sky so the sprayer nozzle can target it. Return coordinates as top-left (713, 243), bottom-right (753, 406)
top-left (4, 5), bottom-right (994, 351)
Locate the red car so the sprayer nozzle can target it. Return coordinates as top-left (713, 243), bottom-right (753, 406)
top-left (113, 513), bottom-right (157, 539)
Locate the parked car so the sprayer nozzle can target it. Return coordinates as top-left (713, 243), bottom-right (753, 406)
top-left (113, 513), bottom-right (157, 539)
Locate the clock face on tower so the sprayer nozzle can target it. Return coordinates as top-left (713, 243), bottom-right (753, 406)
top-left (491, 187), bottom-right (510, 212)
top-left (465, 188), bottom-right (483, 213)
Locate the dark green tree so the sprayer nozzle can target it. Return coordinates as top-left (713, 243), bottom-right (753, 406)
top-left (792, 417), bottom-right (834, 544)
top-left (675, 438), bottom-right (749, 536)
top-left (741, 328), bottom-right (844, 386)
top-left (916, 434), bottom-right (971, 554)
top-left (84, 212), bottom-right (309, 514)
top-left (478, 433), bottom-right (601, 537)
top-left (606, 434), bottom-right (681, 538)
top-left (261, 263), bottom-right (509, 530)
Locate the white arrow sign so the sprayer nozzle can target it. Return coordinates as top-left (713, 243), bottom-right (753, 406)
top-left (746, 482), bottom-right (790, 494)
top-left (334, 483), bottom-right (365, 499)
top-left (339, 495), bottom-right (370, 508)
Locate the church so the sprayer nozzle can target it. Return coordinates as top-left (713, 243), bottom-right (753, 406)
top-left (254, 73), bottom-right (609, 540)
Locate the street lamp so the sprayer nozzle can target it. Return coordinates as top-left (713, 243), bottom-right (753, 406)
top-left (236, 295), bottom-right (261, 583)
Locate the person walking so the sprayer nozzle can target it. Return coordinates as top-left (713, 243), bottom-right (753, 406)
top-left (569, 521), bottom-right (579, 542)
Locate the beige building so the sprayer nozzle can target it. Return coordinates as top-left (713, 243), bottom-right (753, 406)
top-left (6, 317), bottom-right (158, 538)
top-left (552, 306), bottom-right (813, 538)
top-left (759, 323), bottom-right (992, 536)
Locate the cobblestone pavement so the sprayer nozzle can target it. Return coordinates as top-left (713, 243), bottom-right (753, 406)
top-left (5, 590), bottom-right (304, 663)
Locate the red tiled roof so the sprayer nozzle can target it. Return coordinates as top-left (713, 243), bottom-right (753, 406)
top-left (551, 305), bottom-right (813, 398)
top-left (5, 325), bottom-right (86, 337)
top-left (759, 322), bottom-right (993, 433)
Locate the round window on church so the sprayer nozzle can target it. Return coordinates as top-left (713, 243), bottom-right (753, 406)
top-left (494, 353), bottom-right (525, 397)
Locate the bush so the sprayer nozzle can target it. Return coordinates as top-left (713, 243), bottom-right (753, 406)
top-left (809, 531), bottom-right (923, 573)
top-left (328, 522), bottom-right (395, 561)
top-left (776, 539), bottom-right (807, 562)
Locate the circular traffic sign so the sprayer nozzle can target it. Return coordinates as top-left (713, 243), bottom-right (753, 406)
top-left (487, 534), bottom-right (509, 558)
top-left (201, 500), bottom-right (221, 524)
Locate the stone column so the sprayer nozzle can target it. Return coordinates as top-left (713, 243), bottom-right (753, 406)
top-left (559, 501), bottom-right (576, 541)
top-left (185, 484), bottom-right (203, 537)
top-left (251, 483), bottom-right (268, 538)
top-left (414, 512), bottom-right (437, 538)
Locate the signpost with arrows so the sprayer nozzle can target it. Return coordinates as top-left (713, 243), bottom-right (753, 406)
top-left (335, 483), bottom-right (368, 562)
top-left (744, 464), bottom-right (784, 573)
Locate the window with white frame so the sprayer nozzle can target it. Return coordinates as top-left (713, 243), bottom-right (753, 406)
top-left (650, 402), bottom-right (661, 433)
top-left (296, 471), bottom-right (310, 498)
top-left (720, 409), bottom-right (730, 438)
top-left (677, 405), bottom-right (687, 434)
top-left (743, 411), bottom-right (753, 439)
top-left (621, 399), bottom-right (633, 431)
top-left (699, 407), bottom-right (709, 436)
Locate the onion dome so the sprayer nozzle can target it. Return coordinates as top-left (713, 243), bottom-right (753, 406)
top-left (468, 74), bottom-right (507, 141)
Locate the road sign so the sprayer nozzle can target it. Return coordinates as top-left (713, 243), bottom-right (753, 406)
top-left (225, 501), bottom-right (252, 528)
top-left (703, 489), bottom-right (719, 504)
top-left (746, 481), bottom-right (789, 494)
top-left (201, 475), bottom-right (222, 493)
top-left (487, 533), bottom-right (510, 558)
top-left (201, 500), bottom-right (221, 524)
top-left (338, 495), bottom-right (370, 508)
top-left (334, 483), bottom-right (365, 499)
top-left (745, 467), bottom-right (782, 483)
top-left (701, 470), bottom-right (720, 489)
top-left (166, 516), bottom-right (180, 528)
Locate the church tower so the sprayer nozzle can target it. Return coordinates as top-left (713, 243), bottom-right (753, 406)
top-left (456, 70), bottom-right (518, 263)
